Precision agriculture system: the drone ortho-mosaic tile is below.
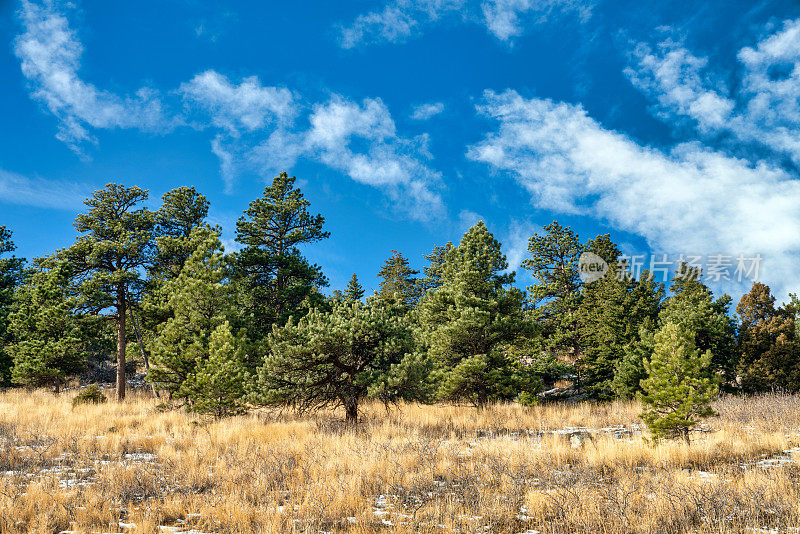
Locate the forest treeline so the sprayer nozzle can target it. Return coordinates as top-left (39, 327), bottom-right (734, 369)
top-left (0, 173), bottom-right (798, 423)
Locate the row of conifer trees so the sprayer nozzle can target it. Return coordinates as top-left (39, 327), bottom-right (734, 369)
top-left (0, 173), bottom-right (798, 429)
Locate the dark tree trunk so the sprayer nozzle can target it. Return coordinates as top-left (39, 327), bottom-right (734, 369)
top-left (344, 398), bottom-right (358, 425)
top-left (116, 283), bottom-right (127, 401)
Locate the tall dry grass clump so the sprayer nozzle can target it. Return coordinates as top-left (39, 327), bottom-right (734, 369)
top-left (0, 389), bottom-right (798, 533)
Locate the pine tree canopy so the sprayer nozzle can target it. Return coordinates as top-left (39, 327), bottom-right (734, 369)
top-left (7, 256), bottom-right (84, 391)
top-left (0, 225), bottom-right (25, 385)
top-left (254, 298), bottom-right (429, 423)
top-left (65, 184), bottom-right (154, 400)
top-left (234, 172), bottom-right (329, 338)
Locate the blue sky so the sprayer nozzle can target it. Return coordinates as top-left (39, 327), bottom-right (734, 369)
top-left (1, 0), bottom-right (799, 300)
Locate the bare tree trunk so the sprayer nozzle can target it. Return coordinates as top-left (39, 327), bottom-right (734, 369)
top-left (116, 283), bottom-right (127, 402)
top-left (128, 298), bottom-right (160, 399)
top-left (345, 398), bottom-right (358, 425)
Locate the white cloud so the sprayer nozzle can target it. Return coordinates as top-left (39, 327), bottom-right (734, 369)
top-left (14, 0), bottom-right (173, 153)
top-left (210, 96), bottom-right (445, 220)
top-left (304, 96), bottom-right (445, 219)
top-left (627, 20), bottom-right (800, 165)
top-left (179, 71), bottom-right (296, 135)
top-left (468, 90), bottom-right (800, 296)
top-left (0, 168), bottom-right (87, 209)
top-left (503, 219), bottom-right (541, 273)
top-left (481, 0), bottom-right (593, 41)
top-left (337, 0), bottom-right (591, 48)
top-left (457, 209), bottom-right (484, 231)
top-left (339, 5), bottom-right (422, 49)
top-left (13, 2), bottom-right (442, 222)
top-left (411, 101), bottom-right (445, 120)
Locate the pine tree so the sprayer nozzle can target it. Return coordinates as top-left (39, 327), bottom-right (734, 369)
top-left (640, 321), bottom-right (719, 443)
top-left (344, 274), bottom-right (365, 301)
top-left (234, 172), bottom-right (329, 341)
top-left (140, 187), bottom-right (212, 376)
top-left (736, 282), bottom-right (800, 392)
top-left (254, 298), bottom-right (428, 423)
top-left (183, 322), bottom-right (248, 417)
top-left (612, 321), bottom-right (656, 399)
top-left (417, 222), bottom-right (528, 406)
top-left (578, 234), bottom-right (664, 397)
top-left (149, 186), bottom-right (211, 282)
top-left (660, 264), bottom-right (737, 386)
top-left (417, 243), bottom-right (454, 294)
top-left (65, 184), bottom-right (154, 400)
top-left (0, 226), bottom-right (25, 386)
top-left (148, 227), bottom-right (230, 399)
top-left (523, 222), bottom-right (583, 364)
top-left (7, 257), bottom-right (84, 392)
top-left (376, 251), bottom-right (420, 307)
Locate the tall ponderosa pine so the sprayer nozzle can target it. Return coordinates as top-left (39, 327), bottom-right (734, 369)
top-left (736, 282), bottom-right (800, 392)
top-left (141, 187), bottom-right (212, 366)
top-left (235, 173), bottom-right (329, 340)
top-left (376, 250), bottom-right (420, 308)
top-left (640, 321), bottom-right (719, 443)
top-left (523, 222), bottom-right (583, 364)
top-left (417, 222), bottom-right (528, 406)
top-left (578, 234), bottom-right (663, 397)
top-left (0, 226), bottom-right (25, 385)
top-left (7, 257), bottom-right (84, 392)
top-left (66, 184), bottom-right (154, 400)
top-left (255, 298), bottom-right (428, 423)
top-left (148, 227), bottom-right (230, 400)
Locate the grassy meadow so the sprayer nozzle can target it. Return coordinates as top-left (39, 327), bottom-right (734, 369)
top-left (1, 390), bottom-right (799, 533)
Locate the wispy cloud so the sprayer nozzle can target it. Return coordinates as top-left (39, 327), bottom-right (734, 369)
top-left (337, 0), bottom-right (594, 48)
top-left (261, 96), bottom-right (445, 220)
top-left (481, 0), bottom-right (593, 41)
top-left (13, 2), bottom-right (442, 221)
top-left (503, 218), bottom-right (541, 273)
top-left (14, 0), bottom-right (175, 154)
top-left (468, 89), bottom-right (800, 296)
top-left (179, 71), bottom-right (296, 135)
top-left (0, 168), bottom-right (88, 209)
top-left (626, 20), bottom-right (800, 166)
top-left (411, 101), bottom-right (445, 120)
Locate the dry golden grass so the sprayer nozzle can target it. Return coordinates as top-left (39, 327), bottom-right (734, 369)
top-left (1, 389), bottom-right (799, 533)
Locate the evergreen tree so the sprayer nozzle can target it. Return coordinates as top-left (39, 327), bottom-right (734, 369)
top-left (0, 226), bottom-right (25, 386)
top-left (149, 186), bottom-right (211, 282)
top-left (7, 257), bottom-right (84, 392)
top-left (148, 227), bottom-right (230, 399)
top-left (254, 298), bottom-right (428, 423)
top-left (612, 320), bottom-right (656, 399)
top-left (659, 264), bottom-right (737, 386)
top-left (736, 282), bottom-right (800, 392)
top-left (140, 187), bottom-right (212, 374)
top-left (523, 222), bottom-right (583, 364)
top-left (417, 222), bottom-right (528, 406)
top-left (376, 250), bottom-right (420, 307)
top-left (578, 235), bottom-right (664, 397)
top-left (183, 322), bottom-right (248, 417)
top-left (234, 172), bottom-right (329, 341)
top-left (344, 273), bottom-right (365, 301)
top-left (640, 321), bottom-right (719, 443)
top-left (417, 243), bottom-right (454, 294)
top-left (66, 184), bottom-right (154, 400)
